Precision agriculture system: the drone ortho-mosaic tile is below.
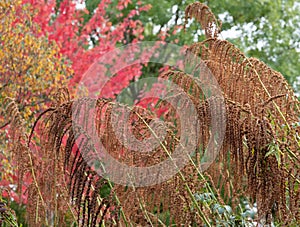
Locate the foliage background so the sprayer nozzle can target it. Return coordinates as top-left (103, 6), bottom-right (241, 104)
top-left (81, 0), bottom-right (300, 92)
top-left (0, 0), bottom-right (299, 226)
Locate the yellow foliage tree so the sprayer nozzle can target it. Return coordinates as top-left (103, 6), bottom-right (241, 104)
top-left (0, 0), bottom-right (71, 198)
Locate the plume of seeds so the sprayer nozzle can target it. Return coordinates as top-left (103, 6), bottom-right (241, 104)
top-left (22, 2), bottom-right (300, 226)
top-left (185, 2), bottom-right (222, 39)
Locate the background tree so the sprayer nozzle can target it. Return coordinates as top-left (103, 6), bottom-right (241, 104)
top-left (24, 0), bottom-right (300, 99)
top-left (79, 0), bottom-right (300, 92)
top-left (0, 0), bottom-right (71, 196)
top-left (25, 0), bottom-right (152, 95)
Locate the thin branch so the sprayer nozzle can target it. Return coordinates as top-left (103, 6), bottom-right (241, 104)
top-left (0, 121), bottom-right (11, 129)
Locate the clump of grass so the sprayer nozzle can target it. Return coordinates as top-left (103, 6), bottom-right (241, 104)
top-left (0, 188), bottom-right (19, 227)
